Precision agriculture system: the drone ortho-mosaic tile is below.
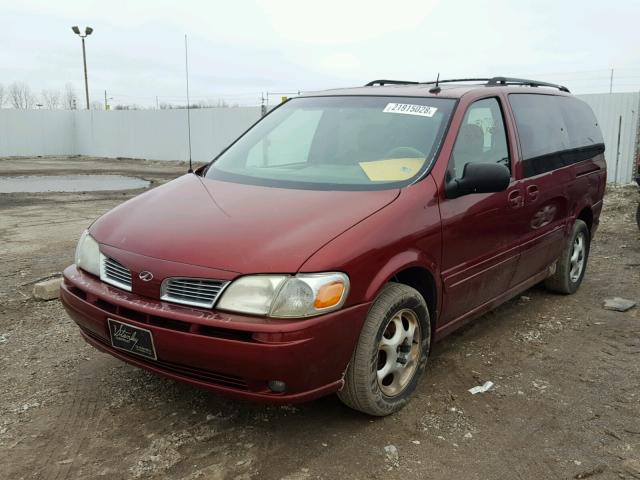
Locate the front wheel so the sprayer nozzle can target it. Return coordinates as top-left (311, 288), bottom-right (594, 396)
top-left (544, 219), bottom-right (590, 294)
top-left (338, 283), bottom-right (431, 416)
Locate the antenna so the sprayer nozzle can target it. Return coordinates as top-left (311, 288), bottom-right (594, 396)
top-left (184, 34), bottom-right (193, 174)
top-left (429, 73), bottom-right (441, 94)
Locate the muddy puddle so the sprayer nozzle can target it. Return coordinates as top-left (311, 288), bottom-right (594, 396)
top-left (0, 175), bottom-right (150, 193)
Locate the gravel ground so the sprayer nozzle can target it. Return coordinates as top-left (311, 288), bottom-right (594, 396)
top-left (1, 156), bottom-right (639, 480)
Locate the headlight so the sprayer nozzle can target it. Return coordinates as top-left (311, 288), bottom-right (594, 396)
top-left (216, 272), bottom-right (349, 318)
top-left (216, 275), bottom-right (287, 315)
top-left (75, 230), bottom-right (100, 276)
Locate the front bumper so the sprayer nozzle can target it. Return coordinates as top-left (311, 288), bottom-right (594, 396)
top-left (61, 265), bottom-right (370, 403)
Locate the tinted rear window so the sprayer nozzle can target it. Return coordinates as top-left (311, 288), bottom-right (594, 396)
top-left (509, 94), bottom-right (604, 177)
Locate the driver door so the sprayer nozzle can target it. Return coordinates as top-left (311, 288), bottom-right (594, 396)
top-left (438, 97), bottom-right (523, 325)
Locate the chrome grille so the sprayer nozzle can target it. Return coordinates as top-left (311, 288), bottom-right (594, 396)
top-left (100, 254), bottom-right (132, 292)
top-left (161, 278), bottom-right (228, 308)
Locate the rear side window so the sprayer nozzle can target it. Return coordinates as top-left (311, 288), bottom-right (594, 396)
top-left (509, 94), bottom-right (604, 177)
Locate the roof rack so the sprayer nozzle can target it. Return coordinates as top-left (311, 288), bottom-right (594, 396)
top-left (364, 76), bottom-right (570, 93)
top-left (365, 79), bottom-right (420, 86)
top-left (486, 77), bottom-right (570, 93)
top-left (423, 78), bottom-right (492, 85)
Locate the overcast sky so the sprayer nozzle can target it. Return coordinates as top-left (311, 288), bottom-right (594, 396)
top-left (1, 0), bottom-right (639, 107)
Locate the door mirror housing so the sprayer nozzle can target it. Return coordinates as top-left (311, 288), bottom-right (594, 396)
top-left (445, 163), bottom-right (510, 199)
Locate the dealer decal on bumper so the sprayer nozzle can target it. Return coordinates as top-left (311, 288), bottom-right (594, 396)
top-left (108, 318), bottom-right (157, 360)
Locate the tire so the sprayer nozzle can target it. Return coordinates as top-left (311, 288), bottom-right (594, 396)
top-left (338, 282), bottom-right (431, 416)
top-left (544, 219), bottom-right (590, 294)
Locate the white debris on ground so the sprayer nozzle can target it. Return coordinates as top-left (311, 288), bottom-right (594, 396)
top-left (468, 381), bottom-right (494, 395)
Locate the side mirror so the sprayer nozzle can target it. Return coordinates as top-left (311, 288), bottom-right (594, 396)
top-left (445, 162), bottom-right (510, 199)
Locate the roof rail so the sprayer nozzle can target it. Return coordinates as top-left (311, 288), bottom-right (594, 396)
top-left (486, 76), bottom-right (570, 93)
top-left (365, 79), bottom-right (420, 86)
top-left (423, 78), bottom-right (492, 85)
top-left (364, 77), bottom-right (570, 93)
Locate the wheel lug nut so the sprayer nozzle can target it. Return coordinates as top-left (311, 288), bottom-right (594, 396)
top-left (397, 356), bottom-right (408, 365)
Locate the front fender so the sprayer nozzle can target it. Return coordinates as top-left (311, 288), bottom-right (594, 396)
top-left (363, 250), bottom-right (440, 303)
top-left (300, 178), bottom-right (442, 311)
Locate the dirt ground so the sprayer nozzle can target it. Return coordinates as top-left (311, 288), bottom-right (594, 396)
top-left (1, 156), bottom-right (639, 480)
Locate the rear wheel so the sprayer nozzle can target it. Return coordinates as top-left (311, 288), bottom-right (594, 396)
top-left (544, 219), bottom-right (590, 294)
top-left (338, 283), bottom-right (431, 416)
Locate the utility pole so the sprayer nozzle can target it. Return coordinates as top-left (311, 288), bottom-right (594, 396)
top-left (71, 26), bottom-right (93, 109)
top-left (609, 68), bottom-right (614, 94)
top-left (103, 90), bottom-right (113, 110)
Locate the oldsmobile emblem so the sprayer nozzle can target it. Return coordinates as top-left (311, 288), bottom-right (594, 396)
top-left (139, 271), bottom-right (154, 282)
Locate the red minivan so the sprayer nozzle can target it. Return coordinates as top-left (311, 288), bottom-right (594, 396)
top-left (62, 77), bottom-right (606, 416)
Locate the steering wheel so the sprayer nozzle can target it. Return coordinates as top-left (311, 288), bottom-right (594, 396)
top-left (384, 146), bottom-right (425, 158)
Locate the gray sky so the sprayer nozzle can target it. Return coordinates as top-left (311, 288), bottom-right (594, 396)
top-left (1, 0), bottom-right (639, 107)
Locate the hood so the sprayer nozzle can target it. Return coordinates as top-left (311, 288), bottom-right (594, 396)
top-left (90, 174), bottom-right (400, 273)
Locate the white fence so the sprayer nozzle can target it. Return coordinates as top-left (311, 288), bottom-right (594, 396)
top-left (0, 110), bottom-right (75, 157)
top-left (0, 94), bottom-right (638, 182)
top-left (0, 107), bottom-right (261, 163)
top-left (578, 92), bottom-right (639, 184)
top-left (74, 108), bottom-right (261, 162)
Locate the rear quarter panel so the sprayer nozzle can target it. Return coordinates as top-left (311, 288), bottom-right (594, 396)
top-left (567, 152), bottom-right (607, 233)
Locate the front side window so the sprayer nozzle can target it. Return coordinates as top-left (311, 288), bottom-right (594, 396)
top-left (206, 96), bottom-right (456, 190)
top-left (448, 97), bottom-right (509, 181)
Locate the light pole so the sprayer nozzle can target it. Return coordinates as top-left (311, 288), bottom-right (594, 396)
top-left (71, 26), bottom-right (93, 109)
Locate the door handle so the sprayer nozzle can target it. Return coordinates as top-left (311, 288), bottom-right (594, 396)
top-left (508, 190), bottom-right (522, 209)
top-left (526, 185), bottom-right (539, 202)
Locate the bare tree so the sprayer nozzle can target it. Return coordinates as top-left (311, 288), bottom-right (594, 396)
top-left (41, 89), bottom-right (61, 109)
top-left (0, 83), bottom-right (5, 108)
top-left (8, 81), bottom-right (35, 109)
top-left (114, 104), bottom-right (140, 110)
top-left (63, 83), bottom-right (78, 110)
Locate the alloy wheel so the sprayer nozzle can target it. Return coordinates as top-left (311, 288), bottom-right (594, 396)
top-left (376, 309), bottom-right (422, 397)
top-left (569, 232), bottom-right (586, 282)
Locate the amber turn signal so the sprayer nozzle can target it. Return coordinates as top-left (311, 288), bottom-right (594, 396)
top-left (314, 281), bottom-right (345, 309)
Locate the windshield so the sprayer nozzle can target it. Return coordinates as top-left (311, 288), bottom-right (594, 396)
top-left (206, 96), bottom-right (456, 190)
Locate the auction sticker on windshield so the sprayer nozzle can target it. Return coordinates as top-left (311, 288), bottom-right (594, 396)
top-left (383, 103), bottom-right (438, 117)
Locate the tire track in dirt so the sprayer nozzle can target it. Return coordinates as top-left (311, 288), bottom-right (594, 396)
top-left (31, 376), bottom-right (87, 478)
